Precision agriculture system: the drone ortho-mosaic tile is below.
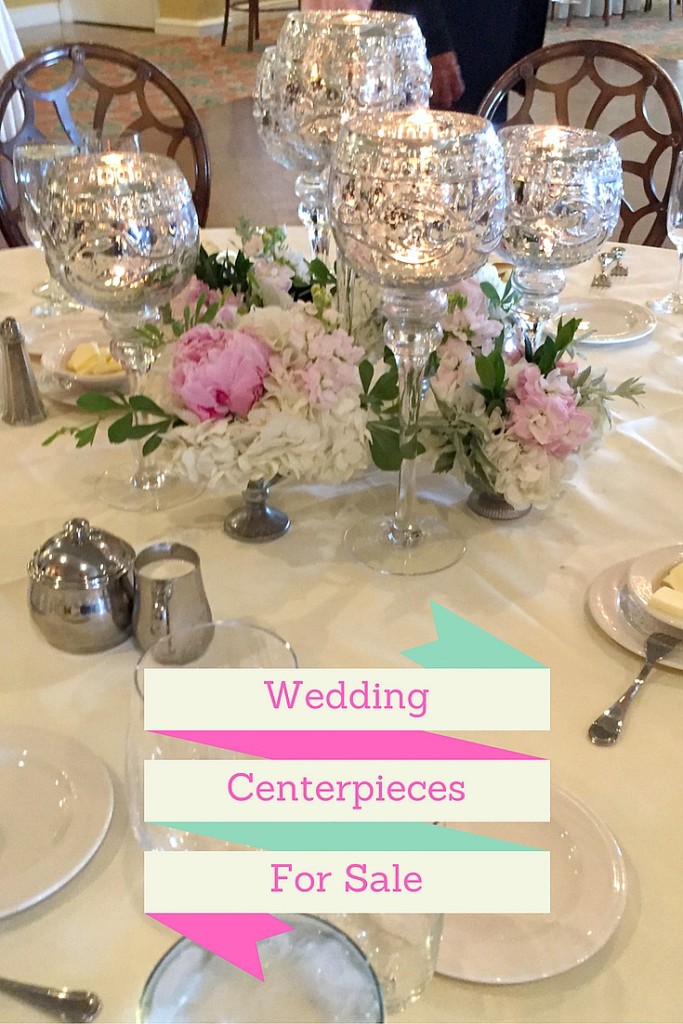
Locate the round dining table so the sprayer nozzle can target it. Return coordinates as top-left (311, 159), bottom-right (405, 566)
top-left (0, 233), bottom-right (682, 1023)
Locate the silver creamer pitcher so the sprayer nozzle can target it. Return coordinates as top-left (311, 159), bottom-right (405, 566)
top-left (132, 542), bottom-right (212, 652)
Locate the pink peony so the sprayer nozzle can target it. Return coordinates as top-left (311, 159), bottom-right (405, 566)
top-left (169, 324), bottom-right (271, 421)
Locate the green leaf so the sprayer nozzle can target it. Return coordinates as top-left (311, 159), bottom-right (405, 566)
top-left (107, 412), bottom-right (134, 444)
top-left (474, 350), bottom-right (505, 395)
top-left (42, 426), bottom-right (75, 446)
top-left (128, 395), bottom-right (168, 416)
top-left (75, 424), bottom-right (98, 448)
top-left (369, 366), bottom-right (399, 404)
top-left (480, 281), bottom-right (501, 305)
top-left (399, 437), bottom-right (426, 460)
top-left (359, 359), bottom-right (374, 394)
top-left (76, 392), bottom-right (122, 413)
top-left (127, 422), bottom-right (162, 439)
top-left (368, 422), bottom-right (402, 471)
top-left (142, 433), bottom-right (164, 456)
top-left (534, 337), bottom-right (558, 376)
top-left (434, 450), bottom-right (456, 474)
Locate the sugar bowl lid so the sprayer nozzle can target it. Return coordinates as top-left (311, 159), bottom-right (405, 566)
top-left (28, 518), bottom-right (135, 589)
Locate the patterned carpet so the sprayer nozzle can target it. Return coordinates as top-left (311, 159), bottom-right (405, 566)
top-left (544, 1), bottom-right (683, 60)
top-left (25, 2), bottom-right (682, 118)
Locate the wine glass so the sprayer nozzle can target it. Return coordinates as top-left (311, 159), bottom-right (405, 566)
top-left (498, 125), bottom-right (623, 338)
top-left (649, 150), bottom-right (683, 315)
top-left (329, 109), bottom-right (506, 576)
top-left (39, 152), bottom-right (200, 512)
top-left (12, 142), bottom-right (83, 316)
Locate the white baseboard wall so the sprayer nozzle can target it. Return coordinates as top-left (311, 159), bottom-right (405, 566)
top-left (154, 16), bottom-right (225, 37)
top-left (9, 2), bottom-right (62, 28)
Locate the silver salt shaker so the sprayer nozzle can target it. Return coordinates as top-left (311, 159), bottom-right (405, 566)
top-left (1, 317), bottom-right (46, 425)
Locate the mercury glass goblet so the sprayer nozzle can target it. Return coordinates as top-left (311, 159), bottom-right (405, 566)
top-left (39, 152), bottom-right (200, 512)
top-left (498, 125), bottom-right (623, 337)
top-left (256, 10), bottom-right (430, 326)
top-left (329, 110), bottom-right (506, 575)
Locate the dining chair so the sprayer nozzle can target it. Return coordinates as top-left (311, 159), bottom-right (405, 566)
top-left (0, 42), bottom-right (211, 247)
top-left (221, 0), bottom-right (302, 52)
top-left (645, 0), bottom-right (683, 19)
top-left (477, 39), bottom-right (683, 247)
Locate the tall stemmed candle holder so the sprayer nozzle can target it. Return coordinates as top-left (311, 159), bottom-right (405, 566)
top-left (39, 153), bottom-right (200, 512)
top-left (255, 10), bottom-right (430, 326)
top-left (329, 110), bottom-right (506, 576)
top-left (498, 125), bottom-right (623, 339)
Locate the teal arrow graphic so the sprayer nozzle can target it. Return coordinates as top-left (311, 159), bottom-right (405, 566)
top-left (151, 821), bottom-right (540, 852)
top-left (403, 602), bottom-right (546, 669)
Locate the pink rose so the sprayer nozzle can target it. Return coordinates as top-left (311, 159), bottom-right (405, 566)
top-left (169, 324), bottom-right (271, 421)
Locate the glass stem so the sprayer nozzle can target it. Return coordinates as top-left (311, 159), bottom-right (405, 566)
top-left (295, 170), bottom-right (331, 262)
top-left (675, 247), bottom-right (683, 297)
top-left (382, 288), bottom-right (447, 550)
top-left (335, 253), bottom-right (355, 333)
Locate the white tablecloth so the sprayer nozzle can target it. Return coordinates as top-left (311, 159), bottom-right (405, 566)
top-left (1, 237), bottom-right (682, 1023)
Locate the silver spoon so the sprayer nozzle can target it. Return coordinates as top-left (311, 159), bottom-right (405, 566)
top-left (0, 975), bottom-right (101, 1022)
top-left (588, 632), bottom-right (681, 745)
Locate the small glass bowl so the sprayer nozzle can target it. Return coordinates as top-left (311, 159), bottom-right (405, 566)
top-left (138, 915), bottom-right (384, 1023)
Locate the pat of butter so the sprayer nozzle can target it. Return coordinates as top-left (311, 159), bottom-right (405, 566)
top-left (663, 561), bottom-right (683, 592)
top-left (89, 352), bottom-right (123, 375)
top-left (66, 343), bottom-right (122, 377)
top-left (649, 586), bottom-right (683, 620)
top-left (67, 341), bottom-right (101, 374)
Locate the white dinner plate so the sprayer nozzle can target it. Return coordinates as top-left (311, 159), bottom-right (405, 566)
top-left (627, 544), bottom-right (683, 631)
top-left (436, 786), bottom-right (626, 984)
top-left (558, 297), bottom-right (656, 346)
top-left (0, 728), bottom-right (114, 918)
top-left (587, 559), bottom-right (683, 670)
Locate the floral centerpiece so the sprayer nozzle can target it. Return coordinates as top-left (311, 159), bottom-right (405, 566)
top-left (45, 224), bottom-right (643, 528)
top-left (419, 271), bottom-right (644, 516)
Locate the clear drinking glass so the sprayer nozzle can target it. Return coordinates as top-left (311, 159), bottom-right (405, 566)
top-left (12, 142), bottom-right (82, 316)
top-left (320, 913), bottom-right (443, 1014)
top-left (39, 152), bottom-right (200, 512)
top-left (138, 917), bottom-right (384, 1023)
top-left (329, 109), bottom-right (506, 575)
top-left (126, 619), bottom-right (297, 852)
top-left (78, 128), bottom-right (142, 155)
top-left (648, 150), bottom-right (683, 314)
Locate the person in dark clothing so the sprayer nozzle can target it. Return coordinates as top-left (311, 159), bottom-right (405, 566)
top-left (371, 1), bottom-right (548, 114)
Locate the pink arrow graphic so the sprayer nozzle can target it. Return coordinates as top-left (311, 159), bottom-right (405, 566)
top-left (147, 913), bottom-right (294, 980)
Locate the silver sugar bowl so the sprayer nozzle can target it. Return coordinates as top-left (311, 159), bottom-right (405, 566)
top-left (28, 518), bottom-right (135, 653)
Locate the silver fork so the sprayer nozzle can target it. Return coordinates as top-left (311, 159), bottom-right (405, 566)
top-left (0, 976), bottom-right (100, 1023)
top-left (609, 245), bottom-right (628, 277)
top-left (588, 632), bottom-right (681, 745)
top-left (591, 250), bottom-right (617, 287)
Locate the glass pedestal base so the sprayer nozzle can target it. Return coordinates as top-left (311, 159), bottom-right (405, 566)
top-left (98, 465), bottom-right (200, 513)
top-left (344, 504), bottom-right (466, 576)
top-left (648, 291), bottom-right (683, 315)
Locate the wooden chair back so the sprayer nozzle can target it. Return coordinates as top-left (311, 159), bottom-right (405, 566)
top-left (0, 42), bottom-right (211, 247)
top-left (477, 39), bottom-right (683, 246)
